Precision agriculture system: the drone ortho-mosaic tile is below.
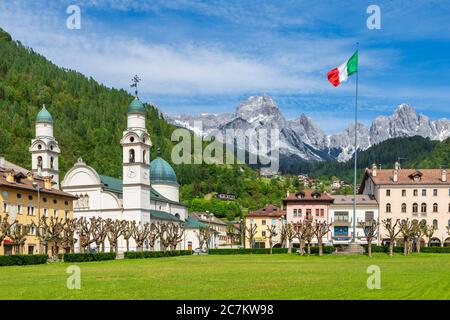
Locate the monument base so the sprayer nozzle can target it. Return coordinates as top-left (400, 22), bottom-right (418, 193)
top-left (333, 243), bottom-right (365, 255)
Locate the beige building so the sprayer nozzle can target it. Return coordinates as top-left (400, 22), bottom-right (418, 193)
top-left (245, 205), bottom-right (286, 248)
top-left (360, 163), bottom-right (450, 246)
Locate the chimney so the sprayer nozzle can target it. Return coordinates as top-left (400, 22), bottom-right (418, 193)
top-left (0, 155), bottom-right (4, 168)
top-left (393, 169), bottom-right (398, 183)
top-left (372, 163), bottom-right (377, 177)
top-left (43, 176), bottom-right (53, 189)
top-left (27, 172), bottom-right (34, 181)
top-left (442, 169), bottom-right (447, 182)
top-left (6, 170), bottom-right (14, 183)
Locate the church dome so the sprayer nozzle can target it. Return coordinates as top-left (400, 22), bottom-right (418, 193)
top-left (128, 97), bottom-right (145, 113)
top-left (150, 157), bottom-right (178, 184)
top-left (36, 106), bottom-right (53, 124)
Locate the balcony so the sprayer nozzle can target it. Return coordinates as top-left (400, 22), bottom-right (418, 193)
top-left (333, 220), bottom-right (351, 227)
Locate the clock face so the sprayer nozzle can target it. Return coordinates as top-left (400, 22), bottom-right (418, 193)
top-left (128, 168), bottom-right (136, 178)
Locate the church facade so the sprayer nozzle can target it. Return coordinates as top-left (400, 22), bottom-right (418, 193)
top-left (58, 97), bottom-right (200, 252)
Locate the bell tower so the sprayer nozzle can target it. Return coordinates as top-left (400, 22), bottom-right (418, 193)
top-left (121, 76), bottom-right (152, 222)
top-left (29, 105), bottom-right (61, 188)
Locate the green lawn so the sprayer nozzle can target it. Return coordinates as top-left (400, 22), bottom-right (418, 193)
top-left (1, 253), bottom-right (449, 300)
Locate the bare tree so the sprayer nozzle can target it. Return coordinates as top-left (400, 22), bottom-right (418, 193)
top-left (155, 222), bottom-right (171, 251)
top-left (382, 218), bottom-right (402, 256)
top-left (8, 223), bottom-right (30, 255)
top-left (121, 220), bottom-right (134, 252)
top-left (266, 225), bottom-right (278, 254)
top-left (77, 217), bottom-right (96, 253)
top-left (303, 221), bottom-right (314, 256)
top-left (399, 219), bottom-right (416, 256)
top-left (45, 216), bottom-right (65, 258)
top-left (282, 223), bottom-right (296, 253)
top-left (360, 219), bottom-right (379, 257)
top-left (412, 220), bottom-right (427, 253)
top-left (106, 218), bottom-right (123, 255)
top-left (194, 225), bottom-right (214, 250)
top-left (0, 214), bottom-right (16, 247)
top-left (312, 220), bottom-right (332, 256)
top-left (148, 223), bottom-right (158, 251)
top-left (293, 221), bottom-right (306, 255)
top-left (193, 226), bottom-right (206, 251)
top-left (132, 222), bottom-right (152, 251)
top-left (166, 223), bottom-right (184, 250)
top-left (61, 218), bottom-right (77, 253)
top-left (423, 224), bottom-right (436, 247)
top-left (245, 223), bottom-right (257, 249)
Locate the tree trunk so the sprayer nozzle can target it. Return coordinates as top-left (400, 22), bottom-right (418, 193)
top-left (389, 242), bottom-right (394, 256)
top-left (318, 238), bottom-right (323, 256)
top-left (269, 239), bottom-right (273, 254)
top-left (416, 239), bottom-right (421, 253)
top-left (288, 241), bottom-right (292, 254)
top-left (403, 241), bottom-right (408, 256)
top-left (300, 240), bottom-right (305, 256)
top-left (368, 243), bottom-right (372, 257)
top-left (307, 242), bottom-right (311, 256)
top-left (126, 239), bottom-right (129, 252)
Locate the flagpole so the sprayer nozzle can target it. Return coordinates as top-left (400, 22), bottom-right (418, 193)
top-left (352, 42), bottom-right (359, 243)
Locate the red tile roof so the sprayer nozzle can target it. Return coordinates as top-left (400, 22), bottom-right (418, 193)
top-left (247, 204), bottom-right (286, 218)
top-left (283, 189), bottom-right (334, 203)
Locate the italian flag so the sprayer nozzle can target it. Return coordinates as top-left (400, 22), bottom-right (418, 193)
top-left (327, 51), bottom-right (358, 87)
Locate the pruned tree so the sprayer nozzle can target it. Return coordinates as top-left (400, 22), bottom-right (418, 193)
top-left (245, 223), bottom-right (257, 249)
top-left (148, 222), bottom-right (158, 251)
top-left (45, 216), bottom-right (65, 258)
top-left (293, 221), bottom-right (306, 255)
top-left (132, 222), bottom-right (152, 251)
top-left (265, 225), bottom-right (278, 254)
top-left (121, 220), bottom-right (134, 252)
top-left (166, 223), bottom-right (184, 250)
top-left (0, 214), bottom-right (16, 247)
top-left (423, 224), bottom-right (436, 247)
top-left (399, 219), bottom-right (415, 256)
top-left (412, 220), bottom-right (427, 253)
top-left (382, 218), bottom-right (402, 256)
top-left (155, 222), bottom-right (170, 251)
top-left (8, 223), bottom-right (29, 255)
top-left (61, 217), bottom-right (77, 253)
top-left (282, 223), bottom-right (296, 253)
top-left (193, 226), bottom-right (206, 251)
top-left (303, 221), bottom-right (314, 256)
top-left (194, 225), bottom-right (214, 250)
top-left (77, 217), bottom-right (96, 253)
top-left (92, 217), bottom-right (108, 252)
top-left (312, 220), bottom-right (332, 256)
top-left (360, 219), bottom-right (379, 257)
top-left (106, 218), bottom-right (123, 255)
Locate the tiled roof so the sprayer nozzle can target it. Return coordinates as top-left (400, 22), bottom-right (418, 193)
top-left (183, 216), bottom-right (207, 229)
top-left (283, 189), bottom-right (334, 203)
top-left (247, 204), bottom-right (286, 218)
top-left (365, 168), bottom-right (449, 185)
top-left (189, 212), bottom-right (228, 225)
top-left (331, 194), bottom-right (377, 205)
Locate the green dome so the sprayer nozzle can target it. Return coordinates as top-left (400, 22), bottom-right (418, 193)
top-left (150, 157), bottom-right (178, 184)
top-left (36, 106), bottom-right (53, 124)
top-left (128, 97), bottom-right (145, 113)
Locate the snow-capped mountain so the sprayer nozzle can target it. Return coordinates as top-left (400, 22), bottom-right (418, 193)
top-left (167, 96), bottom-right (450, 163)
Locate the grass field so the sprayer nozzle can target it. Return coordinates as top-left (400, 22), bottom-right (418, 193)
top-left (1, 253), bottom-right (449, 300)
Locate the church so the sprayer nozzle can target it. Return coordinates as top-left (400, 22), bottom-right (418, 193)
top-left (31, 95), bottom-right (203, 252)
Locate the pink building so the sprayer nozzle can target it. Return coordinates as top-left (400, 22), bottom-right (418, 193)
top-left (283, 189), bottom-right (334, 223)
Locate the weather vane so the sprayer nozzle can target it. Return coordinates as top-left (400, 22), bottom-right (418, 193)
top-left (130, 74), bottom-right (141, 97)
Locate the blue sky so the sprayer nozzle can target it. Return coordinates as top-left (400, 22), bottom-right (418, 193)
top-left (1, 0), bottom-right (450, 133)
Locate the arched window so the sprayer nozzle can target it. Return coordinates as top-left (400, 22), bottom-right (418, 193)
top-left (37, 156), bottom-right (43, 169)
top-left (432, 219), bottom-right (438, 229)
top-left (413, 203), bottom-right (418, 213)
top-left (386, 203), bottom-right (391, 213)
top-left (448, 219), bottom-right (450, 228)
top-left (421, 203), bottom-right (427, 213)
top-left (50, 156), bottom-right (54, 169)
top-left (401, 203), bottom-right (407, 213)
top-left (129, 149), bottom-right (135, 163)
top-left (433, 203), bottom-right (438, 213)
top-left (143, 150), bottom-right (146, 164)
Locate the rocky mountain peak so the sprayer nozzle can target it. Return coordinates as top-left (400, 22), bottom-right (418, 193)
top-left (235, 95), bottom-right (285, 126)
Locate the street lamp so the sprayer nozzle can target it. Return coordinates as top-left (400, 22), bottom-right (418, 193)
top-left (32, 181), bottom-right (41, 254)
top-left (240, 218), bottom-right (245, 248)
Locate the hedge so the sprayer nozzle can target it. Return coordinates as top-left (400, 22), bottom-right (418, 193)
top-left (421, 246), bottom-right (450, 253)
top-left (208, 246), bottom-right (335, 255)
top-left (61, 252), bottom-right (117, 262)
top-left (0, 254), bottom-right (48, 266)
top-left (124, 250), bottom-right (192, 259)
top-left (364, 245), bottom-right (450, 254)
top-left (364, 245), bottom-right (404, 253)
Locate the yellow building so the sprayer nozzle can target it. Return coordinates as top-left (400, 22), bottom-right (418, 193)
top-left (245, 204), bottom-right (286, 248)
top-left (0, 157), bottom-right (76, 255)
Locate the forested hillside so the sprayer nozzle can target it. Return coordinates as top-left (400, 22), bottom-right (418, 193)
top-left (0, 28), bottom-right (295, 217)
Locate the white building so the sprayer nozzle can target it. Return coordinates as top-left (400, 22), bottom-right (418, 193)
top-left (329, 195), bottom-right (379, 245)
top-left (58, 97), bottom-right (201, 252)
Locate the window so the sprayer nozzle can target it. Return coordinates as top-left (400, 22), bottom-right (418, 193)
top-left (17, 205), bottom-right (22, 215)
top-left (306, 209), bottom-right (312, 219)
top-left (129, 149), bottom-right (135, 163)
top-left (320, 209), bottom-right (324, 217)
top-left (29, 225), bottom-right (36, 236)
top-left (261, 231), bottom-right (266, 237)
top-left (401, 203), bottom-right (407, 213)
top-left (293, 209), bottom-right (297, 217)
top-left (433, 203), bottom-right (438, 213)
top-left (386, 189), bottom-right (391, 196)
top-left (413, 203), bottom-right (418, 213)
top-left (28, 195), bottom-right (33, 200)
top-left (422, 189), bottom-right (427, 196)
top-left (37, 156), bottom-right (43, 169)
top-left (53, 209), bottom-right (57, 217)
top-left (386, 203), bottom-right (391, 213)
top-left (413, 189), bottom-right (418, 196)
top-left (50, 156), bottom-right (54, 169)
top-left (2, 202), bottom-right (7, 213)
top-left (433, 219), bottom-right (438, 229)
top-left (43, 197), bottom-right (47, 203)
top-left (298, 209), bottom-right (302, 217)
top-left (421, 203), bottom-right (427, 213)
top-left (271, 219), bottom-right (276, 225)
top-left (17, 193), bottom-right (22, 199)
top-left (43, 208), bottom-right (48, 217)
top-left (315, 208), bottom-right (320, 217)
top-left (143, 150), bottom-right (146, 164)
top-left (334, 212), bottom-right (349, 222)
top-left (365, 211), bottom-right (374, 221)
top-left (262, 220), bottom-right (266, 225)
top-left (402, 189), bottom-right (406, 197)
top-left (433, 189), bottom-right (438, 196)
top-left (27, 206), bottom-right (34, 216)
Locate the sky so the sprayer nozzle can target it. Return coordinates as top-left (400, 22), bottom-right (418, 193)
top-left (0, 0), bottom-right (450, 133)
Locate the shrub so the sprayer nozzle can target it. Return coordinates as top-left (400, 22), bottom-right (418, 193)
top-left (61, 252), bottom-right (116, 262)
top-left (0, 254), bottom-right (48, 266)
top-left (124, 250), bottom-right (192, 259)
top-left (421, 246), bottom-right (450, 253)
